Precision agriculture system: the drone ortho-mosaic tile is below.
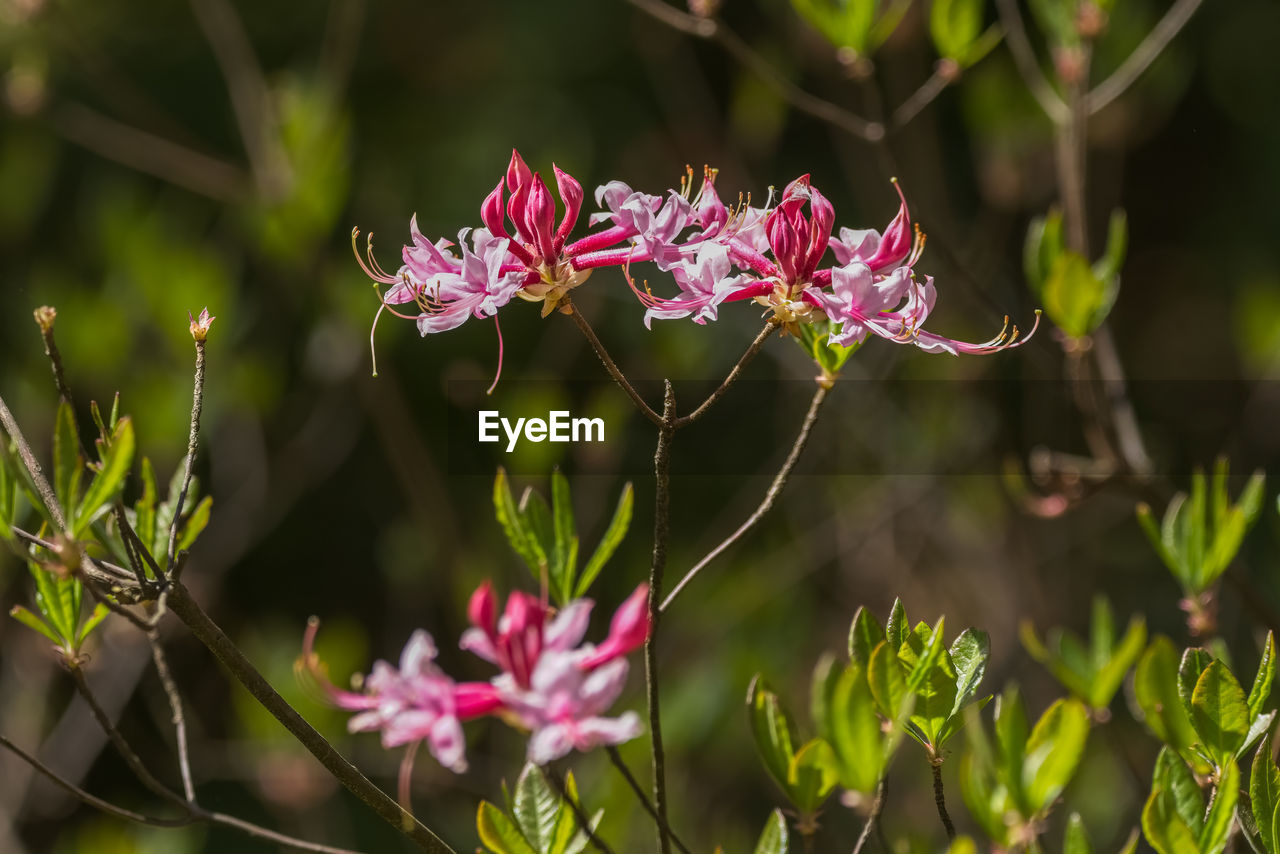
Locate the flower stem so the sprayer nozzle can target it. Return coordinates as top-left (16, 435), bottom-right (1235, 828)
top-left (646, 381), bottom-right (676, 854)
top-left (168, 337), bottom-right (206, 578)
top-left (605, 746), bottom-right (692, 854)
top-left (674, 320), bottom-right (777, 429)
top-left (852, 778), bottom-right (888, 854)
top-left (566, 301), bottom-right (664, 427)
top-left (930, 758), bottom-right (956, 840)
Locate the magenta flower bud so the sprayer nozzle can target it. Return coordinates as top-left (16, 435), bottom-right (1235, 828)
top-left (863, 181), bottom-right (912, 272)
top-left (524, 173), bottom-right (558, 262)
top-left (507, 180), bottom-right (530, 245)
top-left (481, 179), bottom-right (509, 239)
top-left (468, 581), bottom-right (497, 638)
top-left (506, 148), bottom-right (532, 193)
top-left (580, 584), bottom-right (651, 669)
top-left (767, 208), bottom-right (799, 283)
top-left (553, 164), bottom-right (583, 250)
top-left (803, 185), bottom-right (835, 279)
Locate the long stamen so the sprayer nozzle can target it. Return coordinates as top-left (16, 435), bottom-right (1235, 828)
top-left (351, 227), bottom-right (400, 284)
top-left (486, 313), bottom-right (505, 396)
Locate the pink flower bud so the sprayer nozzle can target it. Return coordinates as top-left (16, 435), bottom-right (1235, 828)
top-left (506, 148), bottom-right (531, 193)
top-left (580, 584), bottom-right (650, 669)
top-left (468, 581), bottom-right (497, 638)
top-left (524, 173), bottom-right (558, 262)
top-left (481, 179), bottom-right (509, 238)
top-left (863, 181), bottom-right (912, 272)
top-left (553, 164), bottom-right (584, 250)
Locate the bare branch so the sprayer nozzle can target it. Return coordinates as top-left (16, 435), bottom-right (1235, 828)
top-left (49, 102), bottom-right (251, 202)
top-left (661, 384), bottom-right (829, 612)
top-left (566, 303), bottom-right (665, 428)
top-left (675, 321), bottom-right (777, 428)
top-left (604, 746), bottom-right (692, 854)
top-left (1087, 0), bottom-right (1204, 114)
top-left (992, 0), bottom-right (1069, 124)
top-left (646, 383), bottom-right (676, 854)
top-left (149, 635), bottom-right (197, 802)
top-left (623, 0), bottom-right (884, 142)
top-left (167, 338), bottom-right (207, 578)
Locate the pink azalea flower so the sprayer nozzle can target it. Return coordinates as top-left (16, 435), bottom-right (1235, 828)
top-left (299, 621), bottom-right (501, 774)
top-left (462, 582), bottom-right (652, 764)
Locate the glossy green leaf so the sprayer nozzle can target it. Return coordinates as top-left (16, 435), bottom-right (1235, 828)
top-left (53, 401), bottom-right (82, 524)
top-left (789, 738), bottom-right (839, 814)
top-left (1242, 711), bottom-right (1276, 760)
top-left (1135, 637), bottom-right (1202, 758)
top-left (1064, 813), bottom-right (1094, 854)
top-left (74, 416), bottom-right (134, 537)
top-left (0, 438), bottom-right (56, 529)
top-left (905, 617), bottom-right (948, 693)
top-left (576, 482), bottom-right (633, 598)
top-left (1142, 787), bottom-right (1202, 854)
top-left (826, 663), bottom-right (887, 794)
top-left (1251, 731), bottom-right (1280, 854)
top-left (513, 764), bottom-right (562, 853)
top-left (886, 598), bottom-right (908, 652)
top-left (74, 602), bottom-right (111, 646)
top-left (849, 606), bottom-right (886, 667)
top-left (748, 675), bottom-right (799, 792)
top-left (1200, 760), bottom-right (1238, 854)
top-left (791, 0), bottom-right (876, 53)
top-left (1023, 698), bottom-right (1090, 814)
top-left (9, 605), bottom-right (62, 645)
top-left (950, 629), bottom-right (990, 714)
top-left (868, 639), bottom-right (908, 721)
top-left (1191, 660), bottom-right (1252, 767)
top-left (1092, 616), bottom-right (1148, 711)
top-left (134, 456), bottom-right (158, 556)
top-left (549, 469), bottom-right (576, 604)
top-left (29, 561), bottom-right (73, 641)
top-left (478, 801), bottom-right (536, 854)
top-left (995, 687), bottom-right (1030, 809)
top-left (1251, 633), bottom-right (1276, 721)
top-left (494, 468), bottom-right (544, 578)
top-left (754, 808), bottom-right (789, 854)
top-left (1180, 648), bottom-right (1214, 714)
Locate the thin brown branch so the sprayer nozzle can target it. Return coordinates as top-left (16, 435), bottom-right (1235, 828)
top-left (930, 759), bottom-right (956, 840)
top-left (0, 395), bottom-right (68, 533)
top-left (623, 0), bottom-right (884, 142)
top-left (164, 582), bottom-right (455, 852)
top-left (646, 382), bottom-right (676, 854)
top-left (0, 734), bottom-right (190, 828)
top-left (149, 635), bottom-right (197, 802)
top-left (852, 778), bottom-right (888, 854)
top-left (890, 64), bottom-right (956, 131)
top-left (547, 768), bottom-right (614, 854)
top-left (604, 746), bottom-right (692, 854)
top-left (674, 321), bottom-right (777, 429)
top-left (188, 0), bottom-right (292, 198)
top-left (168, 338), bottom-right (206, 577)
top-left (661, 384), bottom-right (830, 612)
top-left (49, 101), bottom-right (250, 202)
top-left (33, 308), bottom-right (90, 460)
top-left (1087, 0), bottom-right (1205, 114)
top-left (68, 665), bottom-right (189, 808)
top-left (992, 0), bottom-right (1068, 124)
top-left (0, 734), bottom-right (362, 853)
top-left (566, 303), bottom-right (664, 427)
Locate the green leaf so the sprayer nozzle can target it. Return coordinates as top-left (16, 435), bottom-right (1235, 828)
top-left (1024, 209), bottom-right (1065, 295)
top-left (1251, 633), bottom-right (1276, 721)
top-left (849, 606), bottom-right (887, 667)
top-left (478, 801), bottom-right (536, 854)
top-left (0, 438), bottom-right (56, 529)
top-left (1092, 209), bottom-right (1128, 288)
top-left (995, 687), bottom-right (1030, 809)
top-left (1023, 698), bottom-right (1090, 814)
top-left (950, 629), bottom-right (990, 713)
top-left (868, 640), bottom-right (908, 720)
top-left (176, 495), bottom-right (212, 553)
top-left (1135, 637), bottom-right (1202, 757)
top-left (1242, 711), bottom-right (1276, 760)
top-left (1200, 760), bottom-right (1239, 854)
top-left (513, 764), bottom-right (562, 853)
top-left (134, 456), bottom-right (158, 556)
top-left (0, 440), bottom-right (16, 541)
top-left (1154, 748), bottom-right (1206, 838)
top-left (754, 808), bottom-right (789, 854)
top-left (1180, 648), bottom-right (1215, 714)
top-left (575, 482), bottom-right (633, 598)
top-left (930, 0), bottom-right (982, 62)
top-left (549, 771), bottom-right (591, 854)
top-left (1064, 813), bottom-right (1094, 854)
top-left (9, 604), bottom-right (62, 645)
top-left (549, 469), bottom-right (576, 605)
top-left (1044, 250), bottom-right (1109, 338)
top-left (74, 417), bottom-right (134, 537)
top-left (885, 598), bottom-right (908, 653)
top-left (75, 602), bottom-right (111, 646)
top-left (826, 663), bottom-right (888, 794)
top-left (1142, 786), bottom-right (1203, 854)
top-left (906, 617), bottom-right (948, 693)
top-left (791, 0), bottom-right (876, 53)
top-left (748, 675), bottom-right (799, 793)
top-left (789, 738), bottom-right (839, 814)
top-left (494, 468), bottom-right (544, 577)
top-left (29, 561), bottom-right (73, 641)
top-left (1091, 616), bottom-right (1148, 711)
top-left (1251, 731), bottom-right (1280, 854)
top-left (1191, 660), bottom-right (1252, 767)
top-left (53, 401), bottom-right (82, 525)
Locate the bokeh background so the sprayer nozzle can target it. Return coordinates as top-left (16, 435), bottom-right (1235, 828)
top-left (2, 0), bottom-right (1280, 851)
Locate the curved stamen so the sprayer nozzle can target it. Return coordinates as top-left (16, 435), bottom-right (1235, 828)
top-left (351, 228), bottom-right (400, 284)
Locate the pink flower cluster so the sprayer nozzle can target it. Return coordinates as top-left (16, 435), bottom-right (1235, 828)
top-left (300, 583), bottom-right (650, 772)
top-left (354, 150), bottom-right (1036, 371)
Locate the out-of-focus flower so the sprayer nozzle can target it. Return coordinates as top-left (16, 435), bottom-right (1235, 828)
top-left (463, 582), bottom-right (651, 764)
top-left (299, 621), bottom-right (500, 773)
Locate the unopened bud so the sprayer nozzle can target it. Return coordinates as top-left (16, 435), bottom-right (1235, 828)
top-left (189, 307), bottom-right (215, 342)
top-left (33, 305), bottom-right (56, 333)
top-left (1075, 2), bottom-right (1107, 39)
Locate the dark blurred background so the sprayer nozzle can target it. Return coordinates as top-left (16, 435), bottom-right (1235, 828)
top-left (2, 0), bottom-right (1279, 851)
